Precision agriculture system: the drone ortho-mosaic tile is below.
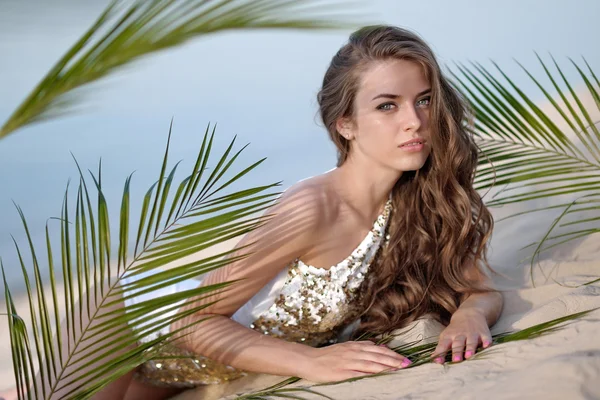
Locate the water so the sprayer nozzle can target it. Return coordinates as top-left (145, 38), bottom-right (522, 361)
top-left (2, 0), bottom-right (600, 294)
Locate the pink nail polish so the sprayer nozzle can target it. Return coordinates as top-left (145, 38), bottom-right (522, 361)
top-left (435, 357), bottom-right (444, 364)
top-left (465, 350), bottom-right (473, 358)
top-left (401, 359), bottom-right (412, 368)
top-left (453, 355), bottom-right (461, 362)
top-left (483, 341), bottom-right (491, 348)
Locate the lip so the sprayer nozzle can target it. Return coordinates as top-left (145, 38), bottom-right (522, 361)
top-left (398, 138), bottom-right (426, 147)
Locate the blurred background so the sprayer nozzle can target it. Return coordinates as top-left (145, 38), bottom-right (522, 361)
top-left (1, 0), bottom-right (599, 293)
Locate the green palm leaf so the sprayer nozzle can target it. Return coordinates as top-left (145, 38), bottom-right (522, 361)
top-left (2, 122), bottom-right (282, 399)
top-left (452, 56), bottom-right (600, 284)
top-left (0, 0), bottom-right (360, 139)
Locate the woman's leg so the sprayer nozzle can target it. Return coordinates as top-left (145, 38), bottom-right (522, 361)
top-left (123, 378), bottom-right (183, 400)
top-left (0, 387), bottom-right (18, 400)
top-left (50, 285), bottom-right (137, 400)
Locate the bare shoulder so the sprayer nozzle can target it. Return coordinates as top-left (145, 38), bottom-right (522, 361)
top-left (270, 174), bottom-right (339, 232)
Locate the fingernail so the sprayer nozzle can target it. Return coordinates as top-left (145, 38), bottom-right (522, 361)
top-left (465, 350), bottom-right (473, 358)
top-left (401, 359), bottom-right (412, 368)
top-left (434, 357), bottom-right (444, 364)
top-left (483, 341), bottom-right (491, 348)
top-left (453, 355), bottom-right (462, 362)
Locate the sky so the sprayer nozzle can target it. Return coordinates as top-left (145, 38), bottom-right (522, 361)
top-left (0, 0), bottom-right (599, 289)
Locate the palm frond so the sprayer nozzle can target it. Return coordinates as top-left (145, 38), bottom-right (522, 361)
top-left (514, 193), bottom-right (600, 286)
top-left (0, 0), bottom-right (361, 139)
top-left (453, 57), bottom-right (600, 199)
top-left (3, 122), bottom-right (281, 399)
top-left (452, 56), bottom-right (600, 269)
top-left (237, 308), bottom-right (599, 399)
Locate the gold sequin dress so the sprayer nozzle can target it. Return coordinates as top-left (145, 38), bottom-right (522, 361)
top-left (122, 199), bottom-right (392, 388)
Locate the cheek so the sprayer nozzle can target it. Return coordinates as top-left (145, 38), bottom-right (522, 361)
top-left (360, 114), bottom-right (399, 137)
top-left (359, 113), bottom-right (384, 128)
top-left (420, 110), bottom-right (431, 133)
top-left (360, 118), bottom-right (398, 150)
top-left (353, 113), bottom-right (403, 155)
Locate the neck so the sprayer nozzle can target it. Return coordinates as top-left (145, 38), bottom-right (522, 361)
top-left (331, 156), bottom-right (401, 218)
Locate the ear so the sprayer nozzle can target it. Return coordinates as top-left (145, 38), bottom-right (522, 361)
top-left (336, 117), bottom-right (355, 140)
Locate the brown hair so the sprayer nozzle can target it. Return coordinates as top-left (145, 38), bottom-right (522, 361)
top-left (316, 25), bottom-right (495, 336)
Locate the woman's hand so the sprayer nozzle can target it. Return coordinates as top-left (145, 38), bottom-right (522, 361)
top-left (432, 309), bottom-right (492, 364)
top-left (298, 341), bottom-right (411, 382)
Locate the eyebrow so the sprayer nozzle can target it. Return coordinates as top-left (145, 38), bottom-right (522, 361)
top-left (371, 88), bottom-right (432, 101)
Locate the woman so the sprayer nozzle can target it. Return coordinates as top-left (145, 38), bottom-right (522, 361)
top-left (2, 25), bottom-right (503, 400)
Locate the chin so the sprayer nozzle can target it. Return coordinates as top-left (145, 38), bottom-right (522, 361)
top-left (394, 157), bottom-right (429, 172)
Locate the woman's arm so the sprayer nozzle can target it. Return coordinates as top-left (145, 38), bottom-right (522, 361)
top-left (454, 290), bottom-right (503, 327)
top-left (432, 259), bottom-right (504, 364)
top-left (178, 313), bottom-right (316, 376)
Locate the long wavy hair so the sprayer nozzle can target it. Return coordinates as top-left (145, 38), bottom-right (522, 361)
top-left (316, 25), bottom-right (495, 336)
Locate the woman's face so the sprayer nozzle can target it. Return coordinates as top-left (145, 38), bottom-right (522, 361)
top-left (338, 59), bottom-right (432, 173)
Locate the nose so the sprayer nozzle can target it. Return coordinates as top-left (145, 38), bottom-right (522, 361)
top-left (402, 105), bottom-right (421, 132)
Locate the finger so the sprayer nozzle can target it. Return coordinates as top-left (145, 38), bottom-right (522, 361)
top-left (433, 337), bottom-right (452, 364)
top-left (345, 341), bottom-right (380, 351)
top-left (372, 345), bottom-right (412, 367)
top-left (451, 335), bottom-right (467, 362)
top-left (465, 335), bottom-right (480, 359)
top-left (361, 344), bottom-right (408, 361)
top-left (481, 334), bottom-right (493, 349)
top-left (354, 348), bottom-right (412, 369)
top-left (347, 360), bottom-right (401, 374)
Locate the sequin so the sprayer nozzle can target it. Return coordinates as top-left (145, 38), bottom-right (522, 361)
top-left (133, 343), bottom-right (248, 388)
top-left (135, 198), bottom-right (392, 388)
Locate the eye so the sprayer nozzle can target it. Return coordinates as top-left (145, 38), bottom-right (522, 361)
top-left (417, 96), bottom-right (431, 107)
top-left (376, 102), bottom-right (396, 111)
